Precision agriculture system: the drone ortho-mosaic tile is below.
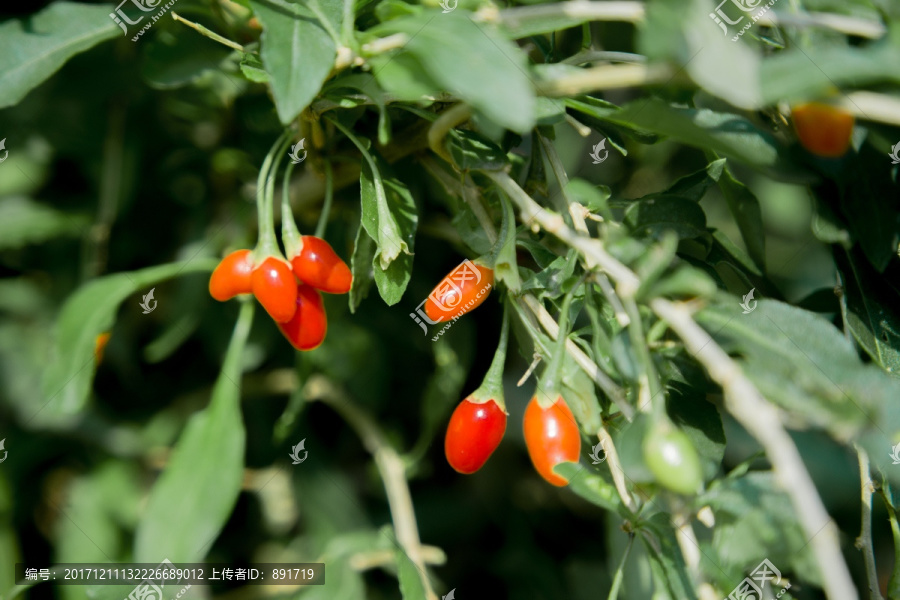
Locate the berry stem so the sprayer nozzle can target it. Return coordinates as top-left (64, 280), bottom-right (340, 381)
top-left (315, 158), bottom-right (334, 239)
top-left (281, 153), bottom-right (303, 259)
top-left (471, 301), bottom-right (509, 408)
top-left (254, 130), bottom-right (293, 261)
top-left (538, 274), bottom-right (585, 405)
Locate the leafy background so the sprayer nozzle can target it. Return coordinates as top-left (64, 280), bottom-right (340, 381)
top-left (1, 0), bottom-right (900, 598)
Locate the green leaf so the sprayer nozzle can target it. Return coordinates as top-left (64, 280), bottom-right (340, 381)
top-left (359, 155), bottom-right (417, 305)
top-left (410, 339), bottom-right (471, 463)
top-left (662, 160), bottom-right (724, 203)
top-left (42, 260), bottom-right (216, 420)
top-left (838, 147), bottom-right (900, 272)
top-left (383, 12), bottom-right (535, 133)
top-left (0, 477), bottom-right (20, 596)
top-left (634, 233), bottom-right (679, 297)
top-left (239, 52), bottom-right (269, 83)
top-left (565, 178), bottom-right (612, 218)
top-left (521, 254), bottom-right (577, 298)
top-left (665, 385), bottom-right (725, 482)
top-left (445, 129), bottom-right (507, 171)
top-left (249, 0), bottom-right (337, 123)
top-left (699, 472), bottom-right (819, 584)
top-left (708, 230), bottom-right (758, 278)
top-left (608, 99), bottom-right (796, 173)
top-left (534, 97), bottom-right (566, 126)
top-left (760, 39), bottom-right (900, 106)
top-left (375, 0), bottom-right (423, 22)
top-left (563, 95), bottom-right (659, 144)
top-left (553, 463), bottom-right (621, 513)
top-left (0, 2), bottom-right (119, 109)
top-left (396, 547), bottom-right (427, 600)
top-left (134, 301), bottom-right (253, 563)
top-left (642, 263), bottom-right (718, 300)
top-left (300, 558), bottom-right (365, 600)
top-left (489, 194), bottom-right (522, 292)
top-left (142, 30), bottom-right (234, 89)
top-left (611, 413), bottom-right (655, 484)
top-left (324, 73), bottom-right (392, 144)
top-left (696, 297), bottom-right (894, 439)
top-left (837, 249), bottom-right (900, 375)
top-left (562, 358), bottom-right (602, 434)
top-left (0, 197), bottom-right (88, 250)
top-left (677, 0), bottom-right (763, 110)
top-left (370, 51), bottom-right (440, 102)
top-left (56, 463), bottom-right (139, 563)
top-left (641, 512), bottom-right (698, 600)
top-left (624, 197), bottom-right (708, 240)
top-left (349, 220), bottom-right (377, 313)
top-left (708, 158), bottom-right (766, 273)
top-left (496, 6), bottom-right (591, 38)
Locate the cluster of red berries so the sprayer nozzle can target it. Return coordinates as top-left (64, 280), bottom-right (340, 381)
top-left (445, 393), bottom-right (581, 487)
top-left (209, 236), bottom-right (351, 350)
top-left (428, 266), bottom-right (582, 487)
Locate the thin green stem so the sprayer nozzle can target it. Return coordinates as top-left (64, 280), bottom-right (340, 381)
top-left (854, 445), bottom-right (883, 600)
top-left (341, 0), bottom-right (356, 48)
top-left (305, 375), bottom-right (438, 600)
top-left (281, 157), bottom-right (302, 258)
top-left (172, 12), bottom-right (244, 51)
top-left (315, 159), bottom-right (335, 238)
top-left (472, 302), bottom-right (510, 407)
top-left (607, 534), bottom-right (634, 600)
top-left (539, 274), bottom-right (586, 401)
top-left (254, 130), bottom-right (293, 259)
top-left (878, 476), bottom-right (900, 599)
top-left (625, 300), bottom-right (662, 415)
top-left (305, 1), bottom-right (342, 47)
top-left (581, 22), bottom-right (591, 50)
